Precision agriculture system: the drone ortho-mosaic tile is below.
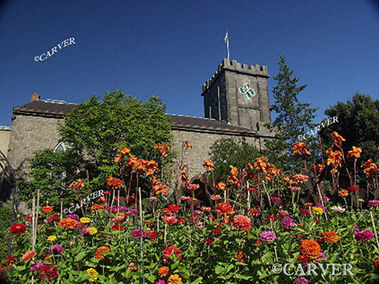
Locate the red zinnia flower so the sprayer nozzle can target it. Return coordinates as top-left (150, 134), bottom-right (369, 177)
top-left (300, 208), bottom-right (310, 215)
top-left (10, 223), bottom-right (26, 235)
top-left (162, 246), bottom-right (182, 262)
top-left (39, 264), bottom-right (58, 281)
top-left (112, 224), bottom-right (125, 231)
top-left (167, 204), bottom-right (181, 212)
top-left (232, 214), bottom-right (252, 231)
top-left (347, 186), bottom-right (360, 192)
top-left (42, 206), bottom-right (53, 214)
top-left (215, 202), bottom-right (235, 215)
top-left (47, 214), bottom-right (59, 223)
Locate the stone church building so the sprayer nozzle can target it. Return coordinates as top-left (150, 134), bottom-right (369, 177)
top-left (5, 58), bottom-right (275, 179)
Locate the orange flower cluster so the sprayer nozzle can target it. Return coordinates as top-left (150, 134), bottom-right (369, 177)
top-left (215, 202), bottom-right (235, 215)
top-left (299, 239), bottom-right (321, 260)
top-left (114, 147), bottom-right (131, 162)
top-left (106, 176), bottom-right (123, 190)
top-left (338, 190), bottom-right (348, 197)
top-left (374, 256), bottom-right (379, 273)
top-left (151, 176), bottom-right (169, 195)
top-left (158, 266), bottom-right (170, 277)
top-left (95, 246), bottom-right (111, 260)
top-left (202, 160), bottom-right (214, 171)
top-left (91, 204), bottom-right (103, 212)
top-left (234, 251), bottom-right (247, 263)
top-left (154, 144), bottom-right (170, 157)
top-left (182, 140), bottom-right (192, 150)
top-left (312, 164), bottom-right (325, 175)
top-left (180, 165), bottom-right (189, 187)
top-left (59, 218), bottom-right (77, 229)
top-left (144, 160), bottom-right (159, 176)
top-left (292, 142), bottom-right (311, 156)
top-left (127, 155), bottom-right (146, 172)
top-left (346, 146), bottom-right (362, 159)
top-left (42, 206), bottom-right (53, 214)
top-left (292, 174), bottom-right (309, 183)
top-left (326, 149), bottom-right (342, 168)
top-left (227, 166), bottom-right (239, 185)
top-left (232, 214), bottom-right (252, 231)
top-left (69, 179), bottom-right (85, 190)
top-left (216, 182), bottom-right (227, 190)
top-left (282, 176), bottom-right (298, 186)
top-left (331, 131), bottom-right (346, 148)
top-left (253, 156), bottom-right (282, 181)
top-left (321, 232), bottom-right (339, 243)
top-left (361, 158), bottom-right (379, 177)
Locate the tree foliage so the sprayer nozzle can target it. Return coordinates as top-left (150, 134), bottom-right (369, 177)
top-left (264, 56), bottom-right (318, 171)
top-left (209, 138), bottom-right (260, 182)
top-left (319, 93), bottom-right (379, 188)
top-left (21, 90), bottom-right (172, 205)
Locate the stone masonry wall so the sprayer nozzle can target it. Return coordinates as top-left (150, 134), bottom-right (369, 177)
top-left (7, 115), bottom-right (63, 171)
top-left (172, 129), bottom-right (260, 178)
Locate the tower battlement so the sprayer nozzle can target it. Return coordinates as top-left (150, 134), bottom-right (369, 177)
top-left (202, 58), bottom-right (269, 92)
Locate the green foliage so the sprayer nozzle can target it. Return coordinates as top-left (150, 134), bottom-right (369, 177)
top-left (0, 204), bottom-right (12, 260)
top-left (320, 93), bottom-right (379, 189)
top-left (209, 138), bottom-right (260, 181)
top-left (264, 56), bottom-right (318, 171)
top-left (22, 90), bottom-right (172, 206)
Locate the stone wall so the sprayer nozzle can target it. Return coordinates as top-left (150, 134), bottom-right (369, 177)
top-left (171, 128), bottom-right (262, 178)
top-left (0, 128), bottom-right (11, 157)
top-left (7, 115), bottom-right (63, 171)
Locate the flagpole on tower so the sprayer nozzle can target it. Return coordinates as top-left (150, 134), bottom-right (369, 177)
top-left (224, 30), bottom-right (230, 61)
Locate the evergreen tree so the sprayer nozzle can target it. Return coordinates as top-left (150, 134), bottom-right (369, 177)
top-left (264, 56), bottom-right (318, 171)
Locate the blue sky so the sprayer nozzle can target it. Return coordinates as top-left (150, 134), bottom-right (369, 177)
top-left (0, 0), bottom-right (378, 126)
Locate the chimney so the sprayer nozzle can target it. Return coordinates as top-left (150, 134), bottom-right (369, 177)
top-left (31, 93), bottom-right (40, 102)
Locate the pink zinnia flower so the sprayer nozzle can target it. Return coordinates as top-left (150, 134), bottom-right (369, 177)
top-left (355, 230), bottom-right (374, 241)
top-left (259, 231), bottom-right (277, 242)
top-left (368, 200), bottom-right (379, 206)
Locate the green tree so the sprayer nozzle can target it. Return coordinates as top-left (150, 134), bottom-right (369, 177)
top-left (21, 90), bottom-right (172, 205)
top-left (209, 138), bottom-right (260, 182)
top-left (264, 56), bottom-right (318, 171)
top-left (319, 93), bottom-right (379, 190)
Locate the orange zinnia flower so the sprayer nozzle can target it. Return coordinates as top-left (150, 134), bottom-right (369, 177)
top-left (22, 250), bottom-right (36, 262)
top-left (158, 266), bottom-right (170, 277)
top-left (321, 232), bottom-right (339, 243)
top-left (95, 246), bottom-right (111, 260)
top-left (338, 190), bottom-right (348, 197)
top-left (91, 204), bottom-right (103, 212)
top-left (59, 218), bottom-right (77, 229)
top-left (346, 146), bottom-right (362, 159)
top-left (42, 206), bottom-right (53, 214)
top-left (106, 176), bottom-right (123, 190)
top-left (292, 142), bottom-right (311, 156)
top-left (167, 274), bottom-right (182, 284)
top-left (215, 202), bottom-right (235, 215)
top-left (202, 160), bottom-right (214, 171)
top-left (299, 239), bottom-right (321, 260)
top-left (232, 214), bottom-right (252, 231)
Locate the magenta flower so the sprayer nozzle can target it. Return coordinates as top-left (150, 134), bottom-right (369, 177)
top-left (66, 214), bottom-right (79, 219)
top-left (293, 277), bottom-right (309, 284)
top-left (355, 230), bottom-right (374, 241)
top-left (81, 226), bottom-right (89, 236)
top-left (368, 200), bottom-right (379, 206)
top-left (30, 262), bottom-right (44, 271)
top-left (156, 281), bottom-right (165, 284)
top-left (259, 231), bottom-right (277, 242)
top-left (49, 244), bottom-right (64, 255)
top-left (270, 197), bottom-right (282, 204)
top-left (131, 229), bottom-right (147, 238)
top-left (126, 209), bottom-right (138, 216)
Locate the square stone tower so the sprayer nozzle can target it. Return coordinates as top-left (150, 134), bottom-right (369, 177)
top-left (201, 58), bottom-right (271, 131)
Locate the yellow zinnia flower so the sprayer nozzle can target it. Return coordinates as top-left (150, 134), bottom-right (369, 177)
top-left (311, 207), bottom-right (323, 215)
top-left (87, 227), bottom-right (97, 235)
top-left (80, 217), bottom-right (91, 224)
top-left (47, 235), bottom-right (57, 242)
top-left (87, 268), bottom-right (98, 282)
top-left (167, 274), bottom-right (182, 284)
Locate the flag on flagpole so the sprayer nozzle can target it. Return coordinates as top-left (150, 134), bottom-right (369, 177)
top-left (224, 31), bottom-right (230, 61)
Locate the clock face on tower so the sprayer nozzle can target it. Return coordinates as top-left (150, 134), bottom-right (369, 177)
top-left (238, 82), bottom-right (256, 100)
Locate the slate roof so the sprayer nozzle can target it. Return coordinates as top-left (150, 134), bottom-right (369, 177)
top-left (13, 99), bottom-right (256, 135)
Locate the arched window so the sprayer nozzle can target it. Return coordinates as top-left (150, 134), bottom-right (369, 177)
top-left (54, 142), bottom-right (71, 152)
